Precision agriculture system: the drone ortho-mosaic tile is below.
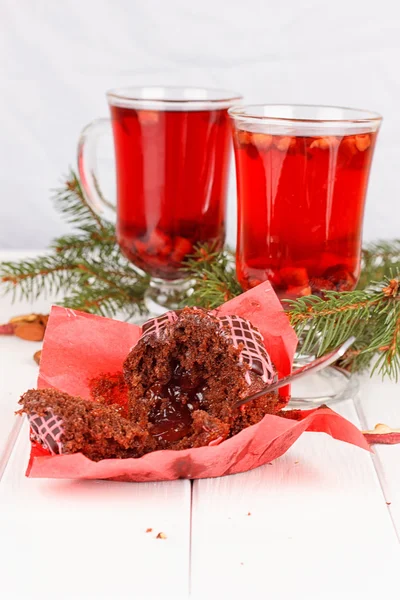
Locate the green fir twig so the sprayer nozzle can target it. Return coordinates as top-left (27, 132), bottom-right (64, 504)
top-left (1, 170), bottom-right (149, 318)
top-left (359, 239), bottom-right (400, 289)
top-left (184, 244), bottom-right (242, 309)
top-left (52, 170), bottom-right (106, 231)
top-left (285, 278), bottom-right (400, 380)
top-left (185, 246), bottom-right (400, 380)
top-left (1, 256), bottom-right (80, 301)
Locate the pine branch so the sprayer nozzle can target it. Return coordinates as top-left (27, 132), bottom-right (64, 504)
top-left (61, 280), bottom-right (148, 319)
top-left (286, 277), bottom-right (400, 380)
top-left (1, 256), bottom-right (81, 301)
top-left (336, 327), bottom-right (377, 373)
top-left (1, 169), bottom-right (148, 317)
top-left (59, 252), bottom-right (149, 318)
top-left (0, 253), bottom-right (149, 317)
top-left (52, 169), bottom-right (108, 232)
top-left (184, 244), bottom-right (242, 308)
top-left (50, 226), bottom-right (116, 261)
top-left (368, 282), bottom-right (400, 380)
top-left (184, 245), bottom-right (400, 380)
top-left (358, 239), bottom-right (400, 289)
top-left (285, 291), bottom-right (377, 352)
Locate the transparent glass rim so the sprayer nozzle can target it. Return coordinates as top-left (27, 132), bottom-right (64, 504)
top-left (107, 86), bottom-right (243, 111)
top-left (228, 103), bottom-right (382, 126)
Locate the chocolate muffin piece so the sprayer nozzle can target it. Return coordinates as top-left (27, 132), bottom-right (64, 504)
top-left (19, 388), bottom-right (154, 461)
top-left (124, 307), bottom-right (278, 450)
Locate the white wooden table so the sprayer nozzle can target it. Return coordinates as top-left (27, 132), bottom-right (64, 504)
top-left (1, 251), bottom-right (400, 600)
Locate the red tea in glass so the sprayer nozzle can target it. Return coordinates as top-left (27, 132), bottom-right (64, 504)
top-left (110, 105), bottom-right (231, 280)
top-left (78, 87), bottom-right (242, 313)
top-left (230, 105), bottom-right (382, 300)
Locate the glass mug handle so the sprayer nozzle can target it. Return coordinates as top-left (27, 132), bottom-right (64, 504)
top-left (77, 118), bottom-right (117, 223)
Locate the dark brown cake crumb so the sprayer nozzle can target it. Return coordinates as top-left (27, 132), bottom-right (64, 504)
top-left (89, 372), bottom-right (129, 415)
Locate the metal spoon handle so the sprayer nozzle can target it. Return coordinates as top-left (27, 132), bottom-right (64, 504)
top-left (235, 336), bottom-right (356, 409)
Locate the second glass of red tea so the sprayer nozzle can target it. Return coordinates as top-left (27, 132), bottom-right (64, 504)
top-left (229, 105), bottom-right (382, 300)
top-left (78, 87), bottom-right (242, 314)
top-left (229, 104), bottom-right (382, 406)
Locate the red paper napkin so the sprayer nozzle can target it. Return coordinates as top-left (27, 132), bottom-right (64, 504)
top-left (24, 281), bottom-right (369, 481)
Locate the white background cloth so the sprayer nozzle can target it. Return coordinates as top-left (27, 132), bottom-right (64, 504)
top-left (1, 0), bottom-right (399, 249)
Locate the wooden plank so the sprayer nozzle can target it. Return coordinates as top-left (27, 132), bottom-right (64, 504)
top-left (190, 400), bottom-right (400, 599)
top-left (355, 375), bottom-right (400, 539)
top-left (0, 420), bottom-right (191, 599)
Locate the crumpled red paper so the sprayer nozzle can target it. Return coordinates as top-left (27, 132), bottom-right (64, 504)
top-left (25, 281), bottom-right (370, 481)
top-left (362, 424), bottom-right (400, 445)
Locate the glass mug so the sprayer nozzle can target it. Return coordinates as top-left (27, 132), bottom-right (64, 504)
top-left (78, 86), bottom-right (242, 314)
top-left (229, 104), bottom-right (382, 299)
top-left (229, 104), bottom-right (382, 405)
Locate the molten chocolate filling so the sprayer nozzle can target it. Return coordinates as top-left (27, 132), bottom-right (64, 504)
top-left (148, 363), bottom-right (207, 442)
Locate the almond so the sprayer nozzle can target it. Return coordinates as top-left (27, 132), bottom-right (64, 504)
top-left (9, 313), bottom-right (38, 324)
top-left (33, 350), bottom-right (42, 365)
top-left (362, 423), bottom-right (400, 445)
top-left (38, 314), bottom-right (49, 327)
top-left (14, 322), bottom-right (45, 342)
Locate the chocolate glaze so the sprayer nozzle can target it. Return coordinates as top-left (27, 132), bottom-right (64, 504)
top-left (28, 410), bottom-right (64, 454)
top-left (141, 310), bottom-right (275, 385)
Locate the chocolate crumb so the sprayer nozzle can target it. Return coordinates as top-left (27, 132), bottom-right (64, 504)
top-left (156, 532), bottom-right (167, 539)
top-left (386, 502), bottom-right (392, 506)
top-left (247, 512), bottom-right (251, 516)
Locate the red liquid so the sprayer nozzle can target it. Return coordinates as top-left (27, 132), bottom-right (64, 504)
top-left (110, 106), bottom-right (232, 279)
top-left (233, 130), bottom-right (378, 299)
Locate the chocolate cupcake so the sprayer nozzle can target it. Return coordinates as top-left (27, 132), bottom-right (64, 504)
top-left (124, 307), bottom-right (279, 450)
top-left (19, 307), bottom-right (280, 460)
